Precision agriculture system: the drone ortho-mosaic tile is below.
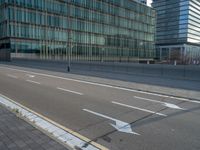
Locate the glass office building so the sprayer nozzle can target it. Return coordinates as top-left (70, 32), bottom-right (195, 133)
top-left (0, 0), bottom-right (156, 62)
top-left (152, 0), bottom-right (200, 64)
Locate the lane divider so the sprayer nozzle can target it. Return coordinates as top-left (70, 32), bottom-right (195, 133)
top-left (26, 74), bottom-right (35, 78)
top-left (7, 74), bottom-right (18, 79)
top-left (0, 94), bottom-right (108, 150)
top-left (26, 79), bottom-right (41, 85)
top-left (57, 87), bottom-right (83, 95)
top-left (134, 96), bottom-right (186, 110)
top-left (112, 101), bottom-right (167, 117)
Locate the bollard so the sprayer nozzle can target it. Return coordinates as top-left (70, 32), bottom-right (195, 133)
top-left (67, 66), bottom-right (70, 72)
top-left (174, 60), bottom-right (177, 66)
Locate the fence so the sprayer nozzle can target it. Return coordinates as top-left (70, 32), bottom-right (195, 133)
top-left (8, 56), bottom-right (200, 81)
top-left (71, 61), bottom-right (200, 81)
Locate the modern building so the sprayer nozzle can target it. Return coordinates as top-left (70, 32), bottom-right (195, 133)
top-left (152, 0), bottom-right (200, 64)
top-left (0, 0), bottom-right (156, 62)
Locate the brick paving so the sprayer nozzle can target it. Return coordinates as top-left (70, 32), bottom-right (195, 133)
top-left (0, 104), bottom-right (68, 150)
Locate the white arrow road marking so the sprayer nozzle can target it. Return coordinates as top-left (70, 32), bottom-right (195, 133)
top-left (83, 109), bottom-right (140, 135)
top-left (26, 74), bottom-right (35, 78)
top-left (162, 103), bottom-right (185, 110)
top-left (112, 101), bottom-right (167, 116)
top-left (57, 87), bottom-right (83, 95)
top-left (134, 96), bottom-right (185, 110)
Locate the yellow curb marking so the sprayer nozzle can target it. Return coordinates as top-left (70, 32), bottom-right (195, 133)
top-left (0, 94), bottom-right (108, 150)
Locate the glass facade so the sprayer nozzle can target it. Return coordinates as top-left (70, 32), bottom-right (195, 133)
top-left (136, 0), bottom-right (147, 5)
top-left (0, 0), bottom-right (156, 62)
top-left (152, 0), bottom-right (200, 64)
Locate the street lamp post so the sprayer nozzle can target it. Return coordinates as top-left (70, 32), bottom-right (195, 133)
top-left (67, 29), bottom-right (72, 72)
top-left (67, 3), bottom-right (72, 72)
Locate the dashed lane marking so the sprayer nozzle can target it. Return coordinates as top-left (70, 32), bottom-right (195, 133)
top-left (7, 74), bottom-right (18, 79)
top-left (112, 101), bottom-right (167, 116)
top-left (134, 96), bottom-right (185, 110)
top-left (26, 80), bottom-right (41, 85)
top-left (57, 87), bottom-right (83, 95)
top-left (26, 74), bottom-right (35, 78)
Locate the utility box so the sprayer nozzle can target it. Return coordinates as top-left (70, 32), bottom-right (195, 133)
top-left (0, 49), bottom-right (11, 61)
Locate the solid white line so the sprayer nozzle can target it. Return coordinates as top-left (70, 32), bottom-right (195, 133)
top-left (26, 80), bottom-right (41, 85)
top-left (57, 87), bottom-right (83, 95)
top-left (112, 101), bottom-right (167, 117)
top-left (83, 109), bottom-right (117, 122)
top-left (134, 96), bottom-right (163, 104)
top-left (1, 66), bottom-right (199, 104)
top-left (7, 74), bottom-right (18, 79)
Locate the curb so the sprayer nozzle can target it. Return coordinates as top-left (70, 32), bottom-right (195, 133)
top-left (0, 94), bottom-right (108, 150)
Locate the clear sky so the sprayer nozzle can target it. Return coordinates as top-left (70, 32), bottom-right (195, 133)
top-left (147, 0), bottom-right (153, 6)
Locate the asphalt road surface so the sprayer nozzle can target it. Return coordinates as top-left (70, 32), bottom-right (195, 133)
top-left (0, 66), bottom-right (200, 150)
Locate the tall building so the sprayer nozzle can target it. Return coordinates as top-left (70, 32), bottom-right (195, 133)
top-left (152, 0), bottom-right (200, 64)
top-left (0, 0), bottom-right (156, 62)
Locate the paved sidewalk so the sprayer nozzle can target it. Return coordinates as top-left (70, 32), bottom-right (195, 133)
top-left (0, 104), bottom-right (68, 150)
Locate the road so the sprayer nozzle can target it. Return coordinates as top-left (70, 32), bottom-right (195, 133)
top-left (0, 65), bottom-right (200, 150)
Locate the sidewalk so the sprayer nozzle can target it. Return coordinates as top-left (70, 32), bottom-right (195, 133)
top-left (0, 104), bottom-right (67, 150)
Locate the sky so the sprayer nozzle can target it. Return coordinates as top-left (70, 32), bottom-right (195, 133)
top-left (147, 0), bottom-right (153, 6)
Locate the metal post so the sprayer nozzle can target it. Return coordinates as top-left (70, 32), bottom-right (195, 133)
top-left (67, 3), bottom-right (73, 72)
top-left (120, 37), bottom-right (122, 62)
top-left (67, 29), bottom-right (72, 72)
top-left (45, 9), bottom-right (48, 59)
top-left (101, 47), bottom-right (104, 62)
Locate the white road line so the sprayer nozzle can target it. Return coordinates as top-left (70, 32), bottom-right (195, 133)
top-left (26, 74), bottom-right (35, 78)
top-left (57, 87), bottom-right (83, 95)
top-left (112, 101), bottom-right (167, 117)
top-left (26, 80), bottom-right (41, 85)
top-left (1, 66), bottom-right (199, 104)
top-left (134, 96), bottom-right (185, 110)
top-left (134, 96), bottom-right (162, 104)
top-left (134, 91), bottom-right (200, 103)
top-left (7, 74), bottom-right (18, 79)
top-left (83, 109), bottom-right (139, 135)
